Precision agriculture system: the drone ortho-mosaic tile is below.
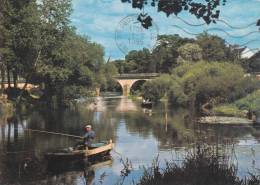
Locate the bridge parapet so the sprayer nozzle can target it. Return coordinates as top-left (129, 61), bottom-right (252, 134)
top-left (114, 73), bottom-right (159, 79)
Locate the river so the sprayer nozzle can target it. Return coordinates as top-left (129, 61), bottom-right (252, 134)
top-left (0, 96), bottom-right (259, 185)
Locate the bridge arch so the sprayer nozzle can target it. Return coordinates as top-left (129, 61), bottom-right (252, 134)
top-left (114, 73), bottom-right (159, 96)
top-left (116, 79), bottom-right (149, 96)
top-left (130, 80), bottom-right (147, 95)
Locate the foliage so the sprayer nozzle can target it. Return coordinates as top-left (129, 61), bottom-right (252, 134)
top-left (213, 104), bottom-right (245, 117)
top-left (142, 62), bottom-right (256, 108)
top-left (37, 29), bottom-right (105, 106)
top-left (213, 90), bottom-right (260, 117)
top-left (114, 34), bottom-right (194, 73)
top-left (172, 62), bottom-right (250, 106)
top-left (178, 43), bottom-right (202, 62)
top-left (136, 146), bottom-right (260, 185)
top-left (114, 33), bottom-right (241, 74)
top-left (141, 74), bottom-right (175, 102)
top-left (126, 49), bottom-right (156, 73)
top-left (0, 0), bottom-right (109, 107)
top-left (101, 62), bottom-right (119, 91)
top-left (121, 0), bottom-right (227, 29)
top-left (196, 32), bottom-right (232, 62)
top-left (113, 48), bottom-right (156, 73)
top-left (234, 90), bottom-right (260, 112)
top-left (152, 35), bottom-right (194, 72)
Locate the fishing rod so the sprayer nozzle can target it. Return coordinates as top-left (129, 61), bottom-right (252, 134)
top-left (22, 128), bottom-right (83, 139)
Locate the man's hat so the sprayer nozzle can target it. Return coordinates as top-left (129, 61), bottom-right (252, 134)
top-left (85, 125), bottom-right (92, 129)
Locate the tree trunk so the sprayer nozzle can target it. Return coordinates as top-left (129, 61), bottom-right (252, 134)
top-left (56, 84), bottom-right (64, 108)
top-left (0, 65), bottom-right (5, 94)
top-left (7, 66), bottom-right (11, 88)
top-left (13, 70), bottom-right (17, 88)
top-left (44, 79), bottom-right (54, 107)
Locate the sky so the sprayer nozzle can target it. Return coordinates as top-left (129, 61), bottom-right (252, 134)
top-left (70, 0), bottom-right (260, 60)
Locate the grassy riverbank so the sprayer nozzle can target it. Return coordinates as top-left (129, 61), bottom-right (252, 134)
top-left (214, 90), bottom-right (260, 117)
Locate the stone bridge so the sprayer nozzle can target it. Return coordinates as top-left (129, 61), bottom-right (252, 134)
top-left (114, 73), bottom-right (160, 96)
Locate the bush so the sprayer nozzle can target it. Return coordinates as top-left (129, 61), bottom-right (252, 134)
top-left (136, 146), bottom-right (260, 185)
top-left (213, 90), bottom-right (260, 117)
top-left (171, 62), bottom-right (248, 107)
top-left (234, 90), bottom-right (260, 112)
top-left (142, 74), bottom-right (174, 102)
top-left (142, 62), bottom-right (259, 109)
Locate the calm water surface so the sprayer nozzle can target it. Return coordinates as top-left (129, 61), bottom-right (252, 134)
top-left (0, 96), bottom-right (259, 185)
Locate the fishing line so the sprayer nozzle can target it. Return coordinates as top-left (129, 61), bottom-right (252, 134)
top-left (11, 128), bottom-right (83, 139)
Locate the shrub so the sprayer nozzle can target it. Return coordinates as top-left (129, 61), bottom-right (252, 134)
top-left (234, 90), bottom-right (260, 112)
top-left (171, 62), bottom-right (246, 106)
top-left (136, 146), bottom-right (260, 185)
top-left (142, 62), bottom-right (258, 109)
top-left (142, 74), bottom-right (174, 102)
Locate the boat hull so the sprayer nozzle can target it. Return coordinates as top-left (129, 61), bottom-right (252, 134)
top-left (45, 141), bottom-right (114, 161)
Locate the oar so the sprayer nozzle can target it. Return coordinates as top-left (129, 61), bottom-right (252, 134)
top-left (23, 128), bottom-right (83, 139)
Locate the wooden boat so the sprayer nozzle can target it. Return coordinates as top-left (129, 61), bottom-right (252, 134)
top-left (45, 140), bottom-right (114, 160)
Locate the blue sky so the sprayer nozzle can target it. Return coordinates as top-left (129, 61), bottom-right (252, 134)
top-left (71, 0), bottom-right (260, 60)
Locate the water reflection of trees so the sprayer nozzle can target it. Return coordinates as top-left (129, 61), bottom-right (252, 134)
top-left (123, 103), bottom-right (260, 149)
top-left (0, 102), bottom-right (120, 184)
top-left (0, 98), bottom-right (259, 184)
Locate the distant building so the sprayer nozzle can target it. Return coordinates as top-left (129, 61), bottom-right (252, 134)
top-left (241, 48), bottom-right (258, 59)
top-left (230, 46), bottom-right (260, 73)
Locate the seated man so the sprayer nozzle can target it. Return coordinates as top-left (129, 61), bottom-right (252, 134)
top-left (83, 125), bottom-right (95, 147)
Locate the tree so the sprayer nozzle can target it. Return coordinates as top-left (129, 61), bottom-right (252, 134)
top-left (142, 61), bottom-right (259, 109)
top-left (0, 0), bottom-right (10, 91)
top-left (112, 59), bottom-right (125, 74)
top-left (37, 29), bottom-right (105, 106)
top-left (102, 62), bottom-right (119, 91)
top-left (0, 0), bottom-right (108, 107)
top-left (112, 48), bottom-right (155, 74)
top-left (170, 62), bottom-right (255, 107)
top-left (142, 74), bottom-right (174, 102)
top-left (10, 0), bottom-right (42, 90)
top-left (178, 43), bottom-right (202, 62)
top-left (196, 32), bottom-right (228, 61)
top-left (0, 0), bottom-right (45, 101)
top-left (152, 34), bottom-right (194, 72)
top-left (0, 0), bottom-right (16, 89)
top-left (125, 48), bottom-right (155, 73)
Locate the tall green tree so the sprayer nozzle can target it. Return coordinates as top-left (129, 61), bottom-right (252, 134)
top-left (0, 0), bottom-right (14, 89)
top-left (196, 32), bottom-right (228, 61)
top-left (125, 48), bottom-right (155, 73)
top-left (10, 0), bottom-right (42, 89)
top-left (152, 34), bottom-right (193, 72)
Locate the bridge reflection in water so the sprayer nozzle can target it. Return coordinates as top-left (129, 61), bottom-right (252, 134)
top-left (115, 97), bottom-right (139, 112)
top-left (87, 96), bottom-right (139, 112)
